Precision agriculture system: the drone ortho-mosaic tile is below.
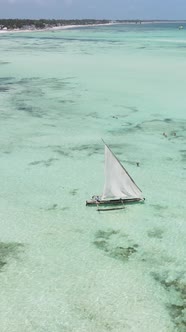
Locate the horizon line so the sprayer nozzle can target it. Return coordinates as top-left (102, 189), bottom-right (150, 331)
top-left (0, 18), bottom-right (186, 21)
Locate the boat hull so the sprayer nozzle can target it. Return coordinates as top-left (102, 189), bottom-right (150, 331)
top-left (86, 197), bottom-right (144, 206)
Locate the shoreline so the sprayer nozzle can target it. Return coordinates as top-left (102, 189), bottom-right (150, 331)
top-left (0, 22), bottom-right (116, 34)
top-left (0, 20), bottom-right (185, 34)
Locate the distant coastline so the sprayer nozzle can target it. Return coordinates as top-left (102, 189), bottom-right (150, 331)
top-left (0, 19), bottom-right (185, 34)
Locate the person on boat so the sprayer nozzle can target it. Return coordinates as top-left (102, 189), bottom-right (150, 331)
top-left (92, 195), bottom-right (100, 202)
top-left (95, 196), bottom-right (100, 202)
top-left (163, 132), bottom-right (167, 137)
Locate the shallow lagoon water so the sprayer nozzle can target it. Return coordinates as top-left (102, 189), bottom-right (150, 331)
top-left (0, 24), bottom-right (186, 331)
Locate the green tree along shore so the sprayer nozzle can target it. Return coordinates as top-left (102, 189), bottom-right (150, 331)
top-left (0, 19), bottom-right (143, 30)
top-left (0, 19), bottom-right (110, 30)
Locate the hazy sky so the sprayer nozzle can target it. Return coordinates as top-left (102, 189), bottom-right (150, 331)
top-left (0, 0), bottom-right (186, 20)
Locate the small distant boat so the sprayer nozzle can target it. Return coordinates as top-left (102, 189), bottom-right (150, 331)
top-left (178, 25), bottom-right (184, 30)
top-left (86, 141), bottom-right (144, 209)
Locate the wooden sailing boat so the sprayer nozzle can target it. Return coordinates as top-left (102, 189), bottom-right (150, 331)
top-left (86, 142), bottom-right (144, 207)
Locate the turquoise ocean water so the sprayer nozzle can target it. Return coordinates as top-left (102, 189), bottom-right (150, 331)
top-left (0, 23), bottom-right (186, 331)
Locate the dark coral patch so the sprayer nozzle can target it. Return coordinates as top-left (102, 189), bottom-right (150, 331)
top-left (93, 239), bottom-right (108, 251)
top-left (110, 246), bottom-right (137, 261)
top-left (69, 189), bottom-right (78, 196)
top-left (0, 86), bottom-right (10, 92)
top-left (29, 158), bottom-right (59, 167)
top-left (94, 229), bottom-right (138, 262)
top-left (147, 228), bottom-right (164, 239)
top-left (0, 242), bottom-right (24, 272)
top-left (0, 61), bottom-right (10, 65)
top-left (152, 272), bottom-right (186, 331)
top-left (95, 229), bottom-right (119, 240)
top-left (72, 144), bottom-right (102, 156)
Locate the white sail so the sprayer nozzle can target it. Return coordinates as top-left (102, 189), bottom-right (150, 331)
top-left (101, 145), bottom-right (143, 200)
